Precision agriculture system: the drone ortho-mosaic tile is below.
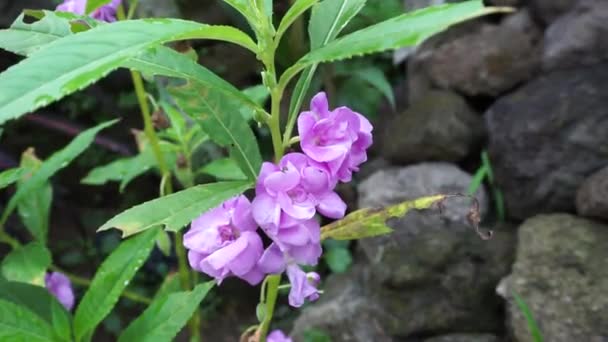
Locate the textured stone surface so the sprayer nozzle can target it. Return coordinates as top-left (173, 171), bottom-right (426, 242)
top-left (357, 164), bottom-right (515, 336)
top-left (529, 0), bottom-right (578, 24)
top-left (408, 10), bottom-right (541, 101)
top-left (543, 0), bottom-right (608, 70)
top-left (576, 166), bottom-right (608, 220)
top-left (486, 65), bottom-right (608, 220)
top-left (381, 90), bottom-right (484, 164)
top-left (498, 214), bottom-right (608, 342)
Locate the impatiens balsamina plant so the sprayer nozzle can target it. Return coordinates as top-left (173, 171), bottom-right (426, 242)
top-left (0, 0), bottom-right (507, 341)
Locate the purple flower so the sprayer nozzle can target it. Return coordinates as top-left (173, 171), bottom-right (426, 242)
top-left (298, 92), bottom-right (373, 183)
top-left (267, 330), bottom-right (293, 342)
top-left (286, 265), bottom-right (320, 308)
top-left (45, 272), bottom-right (75, 311)
top-left (56, 0), bottom-right (122, 22)
top-left (251, 153), bottom-right (346, 233)
top-left (184, 196), bottom-right (264, 285)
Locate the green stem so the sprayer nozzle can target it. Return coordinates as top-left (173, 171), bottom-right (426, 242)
top-left (51, 265), bottom-right (152, 305)
top-left (258, 274), bottom-right (281, 342)
top-left (0, 230), bottom-right (19, 249)
top-left (269, 89), bottom-right (284, 162)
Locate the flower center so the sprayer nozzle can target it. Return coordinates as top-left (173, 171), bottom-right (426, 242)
top-left (287, 187), bottom-right (307, 203)
top-left (218, 225), bottom-right (238, 242)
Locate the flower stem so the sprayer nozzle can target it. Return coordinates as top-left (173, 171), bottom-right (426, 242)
top-left (258, 274), bottom-right (281, 342)
top-left (269, 89), bottom-right (284, 162)
top-left (0, 229), bottom-right (19, 249)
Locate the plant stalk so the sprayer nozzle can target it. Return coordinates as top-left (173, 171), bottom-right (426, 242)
top-left (257, 274), bottom-right (281, 342)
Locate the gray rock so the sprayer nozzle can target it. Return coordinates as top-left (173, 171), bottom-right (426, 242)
top-left (291, 267), bottom-right (392, 342)
top-left (424, 333), bottom-right (500, 342)
top-left (486, 64), bottom-right (608, 220)
top-left (357, 164), bottom-right (515, 336)
top-left (408, 10), bottom-right (541, 101)
top-left (381, 90), bottom-right (484, 164)
top-left (543, 0), bottom-right (608, 70)
top-left (529, 0), bottom-right (578, 24)
top-left (498, 214), bottom-right (608, 342)
top-left (576, 166), bottom-right (608, 220)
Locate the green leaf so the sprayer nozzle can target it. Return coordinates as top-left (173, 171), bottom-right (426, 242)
top-left (17, 149), bottom-right (53, 243)
top-left (351, 67), bottom-right (395, 108)
top-left (152, 273), bottom-right (181, 302)
top-left (125, 46), bottom-right (263, 114)
top-left (0, 168), bottom-right (24, 190)
top-left (155, 230), bottom-right (172, 257)
top-left (240, 84), bottom-right (270, 121)
top-left (0, 299), bottom-right (57, 342)
top-left (286, 0), bottom-right (367, 140)
top-left (199, 158), bottom-right (247, 181)
top-left (0, 18), bottom-right (256, 125)
top-left (323, 245), bottom-right (352, 273)
top-left (513, 292), bottom-right (543, 342)
top-left (81, 152), bottom-right (156, 192)
top-left (118, 282), bottom-right (214, 342)
top-left (0, 120), bottom-right (116, 226)
top-left (221, 0), bottom-right (257, 26)
top-left (98, 181), bottom-right (252, 236)
top-left (276, 0), bottom-right (319, 42)
top-left (73, 227), bottom-right (160, 341)
top-left (298, 1), bottom-right (505, 66)
top-left (0, 280), bottom-right (72, 342)
top-left (86, 0), bottom-right (113, 14)
top-left (1, 242), bottom-right (51, 286)
top-left (321, 194), bottom-right (446, 240)
top-left (0, 11), bottom-right (72, 56)
top-left (169, 83), bottom-right (262, 181)
top-left (303, 328), bottom-right (333, 342)
top-left (467, 164), bottom-right (488, 195)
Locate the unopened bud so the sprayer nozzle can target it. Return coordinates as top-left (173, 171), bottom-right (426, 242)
top-left (151, 110), bottom-right (170, 130)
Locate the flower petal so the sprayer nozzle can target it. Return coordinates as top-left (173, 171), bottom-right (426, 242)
top-left (252, 193), bottom-right (281, 234)
top-left (316, 191), bottom-right (347, 219)
top-left (258, 243), bottom-right (286, 274)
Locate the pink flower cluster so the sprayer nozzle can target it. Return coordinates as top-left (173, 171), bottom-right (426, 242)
top-left (184, 93), bottom-right (372, 307)
top-left (56, 0), bottom-right (122, 22)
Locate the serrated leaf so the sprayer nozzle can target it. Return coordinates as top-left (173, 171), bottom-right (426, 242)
top-left (169, 84), bottom-right (262, 181)
top-left (286, 0), bottom-right (367, 140)
top-left (17, 149), bottom-right (53, 243)
top-left (298, 1), bottom-right (507, 66)
top-left (199, 158), bottom-right (247, 181)
top-left (276, 0), bottom-right (319, 41)
top-left (0, 18), bottom-right (257, 125)
top-left (0, 168), bottom-right (24, 190)
top-left (73, 227), bottom-right (160, 341)
top-left (98, 181), bottom-right (252, 236)
top-left (320, 194), bottom-right (446, 240)
top-left (118, 282), bottom-right (214, 342)
top-left (0, 299), bottom-right (57, 342)
top-left (1, 242), bottom-right (51, 286)
top-left (0, 280), bottom-right (72, 342)
top-left (0, 11), bottom-right (72, 56)
top-left (0, 120), bottom-right (116, 226)
top-left (86, 0), bottom-right (113, 14)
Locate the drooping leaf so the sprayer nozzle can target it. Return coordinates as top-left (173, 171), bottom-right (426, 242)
top-left (0, 280), bottom-right (72, 342)
top-left (0, 11), bottom-right (72, 56)
top-left (81, 151), bottom-right (156, 191)
top-left (17, 149), bottom-right (53, 243)
top-left (169, 84), bottom-right (262, 181)
top-left (276, 0), bottom-right (319, 41)
top-left (350, 67), bottom-right (395, 108)
top-left (0, 168), bottom-right (24, 190)
top-left (118, 282), bottom-right (214, 342)
top-left (0, 19), bottom-right (257, 125)
top-left (98, 181), bottom-right (252, 236)
top-left (73, 227), bottom-right (160, 341)
top-left (286, 0), bottom-right (367, 141)
top-left (0, 120), bottom-right (116, 226)
top-left (86, 0), bottom-right (113, 14)
top-left (1, 242), bottom-right (51, 286)
top-left (320, 194), bottom-right (446, 240)
top-left (298, 1), bottom-right (506, 66)
top-left (198, 158), bottom-right (247, 181)
top-left (0, 299), bottom-right (57, 342)
top-left (125, 46), bottom-right (263, 114)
